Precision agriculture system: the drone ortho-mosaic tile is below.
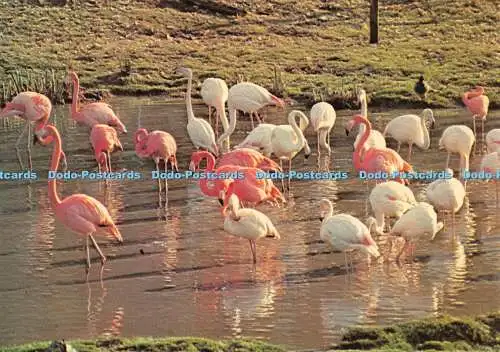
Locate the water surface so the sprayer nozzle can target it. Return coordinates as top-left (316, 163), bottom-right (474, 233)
top-left (0, 98), bottom-right (499, 349)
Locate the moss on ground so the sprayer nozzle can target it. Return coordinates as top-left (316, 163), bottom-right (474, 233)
top-left (2, 312), bottom-right (499, 351)
top-left (0, 0), bottom-right (498, 108)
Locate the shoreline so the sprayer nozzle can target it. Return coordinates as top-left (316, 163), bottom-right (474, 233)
top-left (3, 311), bottom-right (499, 351)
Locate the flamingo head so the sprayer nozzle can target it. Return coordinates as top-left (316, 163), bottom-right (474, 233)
top-left (176, 67), bottom-right (193, 78)
top-left (271, 96), bottom-right (285, 111)
top-left (189, 151), bottom-right (204, 172)
top-left (319, 198), bottom-right (333, 221)
top-left (134, 128), bottom-right (149, 144)
top-left (218, 180), bottom-right (235, 207)
top-left (357, 89), bottom-right (366, 104)
top-left (345, 114), bottom-right (368, 136)
top-left (444, 168), bottom-right (454, 178)
top-left (0, 102), bottom-right (25, 118)
top-left (34, 124), bottom-right (55, 146)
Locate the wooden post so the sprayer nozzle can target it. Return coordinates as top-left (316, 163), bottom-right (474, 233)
top-left (370, 0), bottom-right (379, 44)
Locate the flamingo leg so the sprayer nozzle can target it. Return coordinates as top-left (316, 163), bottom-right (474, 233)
top-left (317, 133), bottom-right (321, 169)
top-left (107, 151), bottom-right (112, 172)
top-left (15, 122), bottom-right (30, 170)
top-left (344, 251), bottom-right (349, 270)
top-left (451, 210), bottom-right (455, 238)
top-left (156, 160), bottom-right (161, 193)
top-left (215, 109), bottom-right (219, 139)
top-left (208, 106), bottom-right (212, 126)
top-left (407, 143), bottom-right (412, 162)
top-left (287, 158), bottom-right (292, 193)
top-left (481, 119), bottom-right (485, 150)
top-left (396, 238), bottom-right (409, 263)
top-left (249, 239), bottom-right (257, 264)
top-left (445, 152), bottom-right (450, 169)
top-left (280, 160), bottom-right (285, 193)
top-left (164, 159), bottom-right (168, 201)
top-left (86, 235), bottom-right (91, 273)
top-left (89, 233), bottom-right (106, 265)
top-left (250, 112), bottom-right (255, 129)
top-left (396, 142), bottom-right (401, 154)
top-left (385, 236), bottom-right (393, 262)
top-left (27, 123), bottom-right (33, 171)
top-left (327, 131), bottom-right (331, 156)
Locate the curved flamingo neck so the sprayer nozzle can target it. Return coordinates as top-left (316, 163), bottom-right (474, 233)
top-left (184, 73), bottom-right (195, 122)
top-left (353, 119), bottom-right (371, 169)
top-left (196, 152), bottom-right (217, 196)
top-left (42, 125), bottom-right (62, 208)
top-left (70, 73), bottom-right (80, 116)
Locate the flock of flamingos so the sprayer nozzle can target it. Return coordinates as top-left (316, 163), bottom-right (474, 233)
top-left (0, 67), bottom-right (498, 273)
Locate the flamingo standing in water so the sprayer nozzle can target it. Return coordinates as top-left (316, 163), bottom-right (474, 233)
top-left (37, 124), bottom-right (123, 273)
top-left (462, 86), bottom-right (489, 146)
top-left (200, 77), bottom-right (229, 140)
top-left (485, 129), bottom-right (500, 153)
top-left (346, 114), bottom-right (413, 184)
top-left (354, 89), bottom-right (386, 154)
top-left (90, 124), bottom-right (123, 173)
top-left (438, 125), bottom-right (475, 177)
top-left (270, 110), bottom-right (312, 193)
top-left (386, 202), bottom-right (443, 263)
top-left (217, 148), bottom-right (282, 172)
top-left (67, 71), bottom-right (127, 134)
top-left (0, 92), bottom-right (52, 170)
top-left (189, 151), bottom-right (285, 208)
top-left (217, 82), bottom-right (285, 151)
top-left (134, 128), bottom-right (178, 201)
top-left (310, 102), bottom-right (336, 162)
top-left (222, 191), bottom-right (280, 264)
top-left (383, 109), bottom-right (435, 161)
top-left (177, 67), bottom-right (218, 156)
top-left (426, 168), bottom-right (466, 231)
top-left (367, 181), bottom-right (417, 234)
top-left (318, 199), bottom-right (380, 270)
top-left (480, 151), bottom-right (500, 205)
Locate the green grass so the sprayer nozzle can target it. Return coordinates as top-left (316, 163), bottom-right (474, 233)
top-left (2, 312), bottom-right (499, 352)
top-left (0, 0), bottom-right (498, 108)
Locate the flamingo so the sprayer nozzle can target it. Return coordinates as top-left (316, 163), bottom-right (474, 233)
top-left (485, 129), bottom-right (500, 153)
top-left (346, 114), bottom-right (413, 185)
top-left (383, 108), bottom-right (435, 161)
top-left (386, 202), bottom-right (443, 262)
top-left (67, 71), bottom-right (127, 134)
top-left (270, 110), bottom-right (312, 193)
top-left (37, 124), bottom-right (123, 273)
top-left (367, 181), bottom-right (417, 234)
top-left (438, 125), bottom-right (475, 177)
top-left (217, 82), bottom-right (285, 151)
top-left (318, 199), bottom-right (380, 270)
top-left (354, 89), bottom-right (386, 154)
top-left (310, 102), bottom-right (336, 160)
top-left (480, 151), bottom-right (500, 204)
top-left (90, 124), bottom-right (123, 173)
top-left (462, 86), bottom-right (489, 146)
top-left (222, 191), bottom-right (280, 264)
top-left (426, 168), bottom-right (466, 231)
top-left (189, 151), bottom-right (285, 208)
top-left (217, 148), bottom-right (282, 172)
top-left (200, 77), bottom-right (229, 140)
top-left (176, 67), bottom-right (218, 156)
top-left (134, 128), bottom-right (178, 201)
top-left (0, 92), bottom-right (53, 170)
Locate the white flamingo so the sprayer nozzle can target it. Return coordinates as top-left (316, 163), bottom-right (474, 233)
top-left (485, 129), bottom-right (500, 153)
top-left (383, 108), bottom-right (435, 161)
top-left (310, 102), bottom-right (336, 159)
top-left (426, 168), bottom-right (466, 231)
top-left (200, 77), bottom-right (229, 140)
top-left (234, 123), bottom-right (277, 157)
top-left (438, 125), bottom-right (475, 177)
top-left (319, 199), bottom-right (380, 270)
top-left (367, 181), bottom-right (417, 234)
top-left (386, 202), bottom-right (443, 262)
top-left (177, 67), bottom-right (218, 156)
top-left (354, 89), bottom-right (386, 153)
top-left (223, 193), bottom-right (280, 264)
top-left (217, 82), bottom-right (285, 151)
top-left (270, 110), bottom-right (311, 193)
top-left (480, 151), bottom-right (500, 204)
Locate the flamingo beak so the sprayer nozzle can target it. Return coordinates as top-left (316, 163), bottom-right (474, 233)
top-left (345, 129), bottom-right (350, 136)
top-left (319, 217), bottom-right (324, 222)
top-left (33, 134), bottom-right (39, 145)
top-left (218, 198), bottom-right (224, 206)
top-left (431, 121), bottom-right (435, 129)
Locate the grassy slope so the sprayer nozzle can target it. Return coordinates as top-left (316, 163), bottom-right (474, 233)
top-left (2, 312), bottom-right (499, 352)
top-left (0, 0), bottom-right (498, 109)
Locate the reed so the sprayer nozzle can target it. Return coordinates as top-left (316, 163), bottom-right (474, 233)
top-left (0, 68), bottom-right (69, 106)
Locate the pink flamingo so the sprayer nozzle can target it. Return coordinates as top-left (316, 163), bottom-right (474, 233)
top-left (37, 124), bottom-right (123, 273)
top-left (90, 124), bottom-right (123, 172)
top-left (0, 92), bottom-right (55, 170)
top-left (346, 114), bottom-right (413, 185)
top-left (67, 71), bottom-right (127, 134)
top-left (189, 151), bottom-right (285, 209)
top-left (217, 148), bottom-right (282, 172)
top-left (134, 128), bottom-right (178, 200)
top-left (463, 86), bottom-right (489, 146)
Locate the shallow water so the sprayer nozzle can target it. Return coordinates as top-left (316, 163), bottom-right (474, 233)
top-left (0, 98), bottom-right (499, 350)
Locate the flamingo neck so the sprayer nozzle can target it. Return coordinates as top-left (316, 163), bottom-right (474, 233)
top-left (198, 152), bottom-right (218, 197)
top-left (218, 107), bottom-right (236, 148)
top-left (289, 111), bottom-right (306, 150)
top-left (360, 95), bottom-right (367, 118)
top-left (353, 120), bottom-right (370, 169)
top-left (70, 75), bottom-right (80, 116)
top-left (184, 73), bottom-right (195, 122)
top-left (420, 113), bottom-right (431, 149)
top-left (43, 126), bottom-right (62, 208)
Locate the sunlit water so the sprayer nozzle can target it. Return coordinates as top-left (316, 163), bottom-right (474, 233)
top-left (0, 97), bottom-right (499, 350)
